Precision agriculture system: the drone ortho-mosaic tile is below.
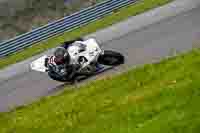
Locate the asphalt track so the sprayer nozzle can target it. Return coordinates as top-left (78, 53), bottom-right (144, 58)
top-left (1, 0), bottom-right (200, 112)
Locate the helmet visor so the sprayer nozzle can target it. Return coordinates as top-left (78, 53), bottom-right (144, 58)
top-left (54, 57), bottom-right (65, 65)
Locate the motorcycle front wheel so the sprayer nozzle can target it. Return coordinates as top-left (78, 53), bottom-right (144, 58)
top-left (48, 68), bottom-right (75, 82)
top-left (48, 72), bottom-right (69, 82)
top-left (98, 50), bottom-right (124, 66)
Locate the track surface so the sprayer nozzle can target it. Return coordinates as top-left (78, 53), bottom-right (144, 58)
top-left (1, 0), bottom-right (200, 112)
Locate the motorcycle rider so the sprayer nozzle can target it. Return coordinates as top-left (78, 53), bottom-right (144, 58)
top-left (54, 37), bottom-right (85, 65)
top-left (48, 37), bottom-right (86, 80)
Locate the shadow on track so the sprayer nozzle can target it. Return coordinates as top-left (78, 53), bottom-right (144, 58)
top-left (46, 66), bottom-right (114, 95)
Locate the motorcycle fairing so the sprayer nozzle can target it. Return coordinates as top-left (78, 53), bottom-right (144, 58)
top-left (30, 55), bottom-right (47, 73)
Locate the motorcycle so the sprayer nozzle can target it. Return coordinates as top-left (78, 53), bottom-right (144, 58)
top-left (30, 38), bottom-right (124, 82)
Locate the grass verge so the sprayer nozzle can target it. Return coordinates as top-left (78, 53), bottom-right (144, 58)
top-left (0, 0), bottom-right (173, 69)
top-left (1, 48), bottom-right (200, 132)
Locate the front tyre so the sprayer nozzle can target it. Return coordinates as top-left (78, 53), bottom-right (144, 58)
top-left (48, 70), bottom-right (76, 82)
top-left (48, 71), bottom-right (69, 82)
top-left (98, 50), bottom-right (124, 66)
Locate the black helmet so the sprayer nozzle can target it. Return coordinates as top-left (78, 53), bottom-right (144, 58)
top-left (54, 47), bottom-right (69, 65)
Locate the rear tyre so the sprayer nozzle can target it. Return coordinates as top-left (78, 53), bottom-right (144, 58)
top-left (98, 50), bottom-right (124, 66)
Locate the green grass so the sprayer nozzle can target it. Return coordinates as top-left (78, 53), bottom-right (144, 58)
top-left (0, 0), bottom-right (172, 69)
top-left (1, 48), bottom-right (200, 132)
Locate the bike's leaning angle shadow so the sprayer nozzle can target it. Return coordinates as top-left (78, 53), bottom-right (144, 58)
top-left (46, 66), bottom-right (114, 95)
